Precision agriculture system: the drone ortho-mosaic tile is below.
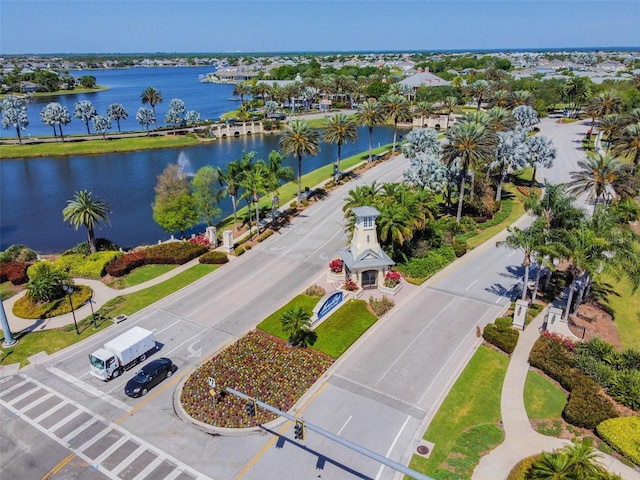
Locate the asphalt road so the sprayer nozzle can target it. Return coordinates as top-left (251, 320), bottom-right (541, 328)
top-left (0, 117), bottom-right (590, 480)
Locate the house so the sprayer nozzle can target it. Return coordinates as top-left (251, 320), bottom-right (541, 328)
top-left (398, 68), bottom-right (451, 90)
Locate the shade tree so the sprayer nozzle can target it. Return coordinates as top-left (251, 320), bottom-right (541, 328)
top-left (165, 98), bottom-right (186, 133)
top-left (73, 100), bottom-right (97, 134)
top-left (40, 102), bottom-right (70, 141)
top-left (106, 103), bottom-right (128, 132)
top-left (1, 95), bottom-right (29, 144)
top-left (136, 107), bottom-right (155, 135)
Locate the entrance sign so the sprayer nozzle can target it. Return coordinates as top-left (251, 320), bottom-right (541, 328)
top-left (317, 291), bottom-right (343, 320)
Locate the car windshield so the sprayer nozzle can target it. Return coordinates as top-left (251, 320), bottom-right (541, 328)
top-left (133, 370), bottom-right (150, 383)
top-left (89, 355), bottom-right (104, 369)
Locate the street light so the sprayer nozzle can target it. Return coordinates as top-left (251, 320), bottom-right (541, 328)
top-left (89, 298), bottom-right (97, 330)
top-left (1, 299), bottom-right (17, 347)
top-left (63, 284), bottom-right (79, 335)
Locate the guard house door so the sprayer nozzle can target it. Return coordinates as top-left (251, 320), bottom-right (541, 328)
top-left (362, 270), bottom-right (377, 289)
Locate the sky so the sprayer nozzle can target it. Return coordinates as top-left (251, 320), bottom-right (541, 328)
top-left (1, 0), bottom-right (639, 55)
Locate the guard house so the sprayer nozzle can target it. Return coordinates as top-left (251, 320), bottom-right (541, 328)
top-left (337, 206), bottom-right (394, 289)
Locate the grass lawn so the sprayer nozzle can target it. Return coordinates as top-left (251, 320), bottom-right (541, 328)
top-left (409, 345), bottom-right (508, 479)
top-left (0, 135), bottom-right (200, 158)
top-left (524, 370), bottom-right (567, 419)
top-left (256, 295), bottom-right (378, 359)
top-left (601, 271), bottom-right (640, 350)
top-left (0, 264), bottom-right (217, 367)
top-left (106, 264), bottom-right (178, 289)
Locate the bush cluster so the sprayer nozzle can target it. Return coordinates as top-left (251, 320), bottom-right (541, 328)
top-left (596, 417), bottom-right (640, 466)
top-left (0, 261), bottom-right (30, 285)
top-left (62, 238), bottom-right (119, 255)
top-left (234, 246), bottom-right (246, 256)
top-left (529, 334), bottom-right (619, 428)
top-left (106, 242), bottom-right (208, 277)
top-left (199, 251), bottom-right (229, 265)
top-left (397, 245), bottom-right (456, 280)
top-left (368, 295), bottom-right (394, 317)
top-left (53, 252), bottom-right (122, 279)
top-left (0, 244), bottom-right (37, 263)
top-left (304, 284), bottom-right (326, 297)
top-left (483, 317), bottom-right (519, 355)
top-left (257, 229), bottom-right (274, 243)
top-left (506, 455), bottom-right (537, 480)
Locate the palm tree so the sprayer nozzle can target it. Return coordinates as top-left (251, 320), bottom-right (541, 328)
top-left (529, 449), bottom-right (578, 479)
top-left (567, 151), bottom-right (636, 213)
top-left (470, 79), bottom-right (491, 110)
top-left (356, 99), bottom-right (385, 161)
top-left (441, 119), bottom-right (497, 222)
top-left (322, 113), bottom-right (358, 179)
top-left (62, 190), bottom-right (111, 254)
top-left (381, 93), bottom-right (412, 152)
top-left (510, 90), bottom-right (533, 108)
top-left (496, 223), bottom-right (545, 300)
top-left (233, 81), bottom-right (252, 107)
top-left (413, 101), bottom-right (435, 128)
top-left (264, 150), bottom-right (294, 218)
top-left (486, 106), bottom-right (516, 132)
top-left (611, 122), bottom-right (640, 175)
top-left (588, 91), bottom-right (622, 131)
top-left (489, 89), bottom-right (511, 109)
top-left (240, 160), bottom-right (268, 237)
top-left (442, 95), bottom-right (459, 129)
top-left (217, 154), bottom-right (252, 231)
top-left (281, 306), bottom-right (315, 347)
top-left (279, 120), bottom-right (320, 201)
top-left (598, 114), bottom-right (622, 151)
top-left (491, 129), bottom-right (528, 201)
top-left (526, 135), bottom-right (558, 187)
top-left (140, 87), bottom-right (162, 126)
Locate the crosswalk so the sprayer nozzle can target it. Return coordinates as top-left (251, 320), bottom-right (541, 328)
top-left (0, 374), bottom-right (212, 480)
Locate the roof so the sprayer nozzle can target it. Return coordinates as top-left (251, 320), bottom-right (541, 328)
top-left (338, 247), bottom-right (394, 270)
top-left (352, 206), bottom-right (380, 218)
top-left (399, 71), bottom-right (450, 88)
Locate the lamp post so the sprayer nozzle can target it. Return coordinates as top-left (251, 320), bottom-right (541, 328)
top-left (1, 299), bottom-right (17, 347)
top-left (89, 298), bottom-right (97, 330)
top-left (63, 284), bottom-right (79, 335)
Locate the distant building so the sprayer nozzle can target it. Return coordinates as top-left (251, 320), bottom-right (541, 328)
top-left (398, 68), bottom-right (450, 90)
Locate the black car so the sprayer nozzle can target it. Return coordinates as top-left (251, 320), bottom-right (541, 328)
top-left (124, 358), bottom-right (177, 397)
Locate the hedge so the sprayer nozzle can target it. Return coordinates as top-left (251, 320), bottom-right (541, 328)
top-left (0, 261), bottom-right (30, 285)
top-left (562, 373), bottom-right (618, 428)
top-left (52, 252), bottom-right (122, 279)
top-left (106, 243), bottom-right (208, 277)
top-left (396, 245), bottom-right (456, 280)
top-left (596, 416), bottom-right (640, 466)
top-left (199, 251), bottom-right (229, 264)
top-left (506, 455), bottom-right (538, 480)
top-left (483, 322), bottom-right (519, 355)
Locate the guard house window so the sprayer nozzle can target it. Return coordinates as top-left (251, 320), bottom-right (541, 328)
top-left (363, 216), bottom-right (374, 229)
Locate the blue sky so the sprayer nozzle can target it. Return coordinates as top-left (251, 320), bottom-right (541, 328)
top-left (1, 1), bottom-right (639, 54)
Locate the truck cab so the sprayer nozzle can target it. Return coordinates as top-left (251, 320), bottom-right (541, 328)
top-left (89, 348), bottom-right (120, 380)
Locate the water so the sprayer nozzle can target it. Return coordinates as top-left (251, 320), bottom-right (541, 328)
top-left (1, 66), bottom-right (233, 139)
top-left (1, 125), bottom-right (401, 253)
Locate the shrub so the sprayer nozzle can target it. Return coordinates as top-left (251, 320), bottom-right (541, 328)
top-left (607, 369), bottom-right (640, 411)
top-left (105, 251), bottom-right (146, 277)
top-left (383, 271), bottom-right (401, 288)
top-left (396, 245), bottom-right (456, 280)
top-left (63, 238), bottom-right (119, 255)
top-left (596, 416), bottom-right (640, 466)
top-left (506, 455), bottom-right (537, 480)
top-left (25, 262), bottom-right (70, 303)
top-left (304, 284), bottom-right (326, 297)
top-left (189, 234), bottom-right (211, 247)
top-left (329, 259), bottom-right (343, 273)
top-left (199, 251), bottom-right (229, 265)
top-left (369, 295), bottom-right (394, 317)
top-left (0, 261), bottom-right (30, 285)
top-left (483, 322), bottom-right (519, 355)
top-left (53, 251), bottom-right (122, 279)
top-left (144, 242), bottom-right (208, 264)
top-left (452, 240), bottom-right (467, 257)
top-left (562, 373), bottom-right (618, 429)
top-left (257, 229), bottom-right (274, 243)
top-left (495, 316), bottom-right (513, 329)
top-left (234, 246), bottom-right (245, 256)
top-left (529, 334), bottom-right (575, 390)
top-left (342, 279), bottom-right (359, 291)
top-left (0, 244), bottom-right (38, 263)
top-left (13, 284), bottom-right (92, 319)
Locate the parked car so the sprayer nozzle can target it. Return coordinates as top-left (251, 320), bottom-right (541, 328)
top-left (124, 358), bottom-right (178, 397)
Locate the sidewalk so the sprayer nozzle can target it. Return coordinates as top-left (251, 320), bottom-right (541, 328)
top-left (473, 311), bottom-right (640, 480)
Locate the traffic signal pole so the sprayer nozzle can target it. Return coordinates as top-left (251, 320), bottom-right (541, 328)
top-left (226, 387), bottom-right (434, 480)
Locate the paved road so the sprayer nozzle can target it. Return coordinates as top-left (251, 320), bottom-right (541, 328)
top-left (1, 117), bottom-right (593, 480)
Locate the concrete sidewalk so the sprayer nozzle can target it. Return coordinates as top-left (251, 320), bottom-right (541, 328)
top-left (473, 311), bottom-right (640, 480)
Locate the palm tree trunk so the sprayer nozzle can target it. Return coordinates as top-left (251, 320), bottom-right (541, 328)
top-left (87, 226), bottom-right (96, 254)
top-left (564, 284), bottom-right (576, 320)
top-left (456, 175), bottom-right (466, 223)
top-left (521, 264), bottom-right (530, 301)
top-left (392, 119), bottom-right (398, 152)
top-left (530, 166), bottom-right (538, 187)
top-left (85, 121), bottom-right (91, 135)
top-left (59, 124), bottom-right (65, 142)
top-left (335, 143), bottom-right (342, 180)
top-left (531, 261), bottom-right (542, 303)
top-left (368, 126), bottom-right (373, 162)
top-left (297, 155), bottom-right (302, 201)
top-left (231, 194), bottom-right (238, 231)
top-left (254, 194), bottom-right (260, 235)
top-left (496, 169), bottom-right (506, 201)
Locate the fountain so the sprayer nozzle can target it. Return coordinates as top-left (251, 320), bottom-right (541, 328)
top-left (178, 151), bottom-right (195, 176)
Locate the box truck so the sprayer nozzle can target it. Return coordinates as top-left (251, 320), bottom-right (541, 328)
top-left (89, 327), bottom-right (156, 381)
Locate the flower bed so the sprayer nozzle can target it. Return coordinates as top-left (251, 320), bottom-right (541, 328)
top-left (180, 330), bottom-right (332, 428)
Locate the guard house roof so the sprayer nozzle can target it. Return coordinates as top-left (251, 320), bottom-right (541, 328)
top-left (338, 247), bottom-right (394, 271)
top-left (351, 206), bottom-right (380, 218)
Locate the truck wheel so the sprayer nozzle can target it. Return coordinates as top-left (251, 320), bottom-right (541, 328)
top-left (141, 388), bottom-right (148, 396)
top-left (112, 369), bottom-right (121, 379)
top-left (139, 353), bottom-right (146, 362)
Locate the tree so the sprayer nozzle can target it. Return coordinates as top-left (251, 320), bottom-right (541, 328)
top-left (164, 98), bottom-right (185, 133)
top-left (185, 110), bottom-right (201, 126)
top-left (1, 95), bottom-right (29, 144)
top-left (152, 163), bottom-right (197, 237)
top-left (490, 129), bottom-right (529, 201)
top-left (218, 153), bottom-right (253, 231)
top-left (136, 107), bottom-right (155, 135)
top-left (279, 119), bottom-right (320, 200)
top-left (264, 100), bottom-right (279, 118)
top-left (322, 113), bottom-right (358, 179)
top-left (588, 91), bottom-right (622, 131)
top-left (79, 75), bottom-right (96, 88)
top-left (92, 115), bottom-right (111, 140)
top-left (62, 190), bottom-right (111, 254)
top-left (232, 82), bottom-right (252, 107)
top-left (106, 103), bottom-right (127, 133)
top-left (141, 86), bottom-right (162, 126)
top-left (26, 262), bottom-right (71, 304)
top-left (401, 127), bottom-right (440, 159)
top-left (40, 102), bottom-right (70, 141)
top-left (264, 150), bottom-right (294, 218)
top-left (567, 151), bottom-right (636, 213)
top-left (470, 79), bottom-right (491, 110)
top-left (487, 106), bottom-right (516, 132)
top-left (281, 306), bottom-right (316, 347)
top-left (512, 105), bottom-right (539, 132)
top-left (356, 99), bottom-right (385, 161)
top-left (526, 135), bottom-right (557, 186)
top-left (611, 122), bottom-right (640, 175)
top-left (381, 93), bottom-right (412, 152)
top-left (496, 223), bottom-right (545, 300)
top-left (192, 166), bottom-right (224, 226)
top-left (73, 100), bottom-right (97, 134)
top-left (442, 95), bottom-right (459, 129)
top-left (441, 119), bottom-right (497, 222)
top-left (413, 101), bottom-right (435, 128)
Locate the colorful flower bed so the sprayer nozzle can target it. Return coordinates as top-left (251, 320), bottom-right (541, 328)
top-left (181, 330), bottom-right (333, 428)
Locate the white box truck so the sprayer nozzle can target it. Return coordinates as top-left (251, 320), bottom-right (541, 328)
top-left (89, 327), bottom-right (156, 381)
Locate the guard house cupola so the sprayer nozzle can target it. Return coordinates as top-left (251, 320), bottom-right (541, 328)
top-left (337, 206), bottom-right (394, 289)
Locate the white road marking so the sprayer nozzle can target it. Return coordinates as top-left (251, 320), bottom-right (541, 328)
top-left (375, 415), bottom-right (411, 480)
top-left (336, 415), bottom-right (352, 436)
top-left (465, 280), bottom-right (478, 291)
top-left (186, 339), bottom-right (202, 358)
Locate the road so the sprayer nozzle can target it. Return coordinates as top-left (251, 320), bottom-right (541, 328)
top-left (0, 117), bottom-right (590, 480)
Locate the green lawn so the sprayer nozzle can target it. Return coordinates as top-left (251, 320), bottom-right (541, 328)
top-left (107, 264), bottom-right (178, 289)
top-left (256, 295), bottom-right (378, 359)
top-left (601, 271), bottom-right (640, 350)
top-left (409, 345), bottom-right (508, 479)
top-left (0, 264), bottom-right (217, 367)
top-left (0, 135), bottom-right (200, 158)
top-left (524, 370), bottom-right (567, 420)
